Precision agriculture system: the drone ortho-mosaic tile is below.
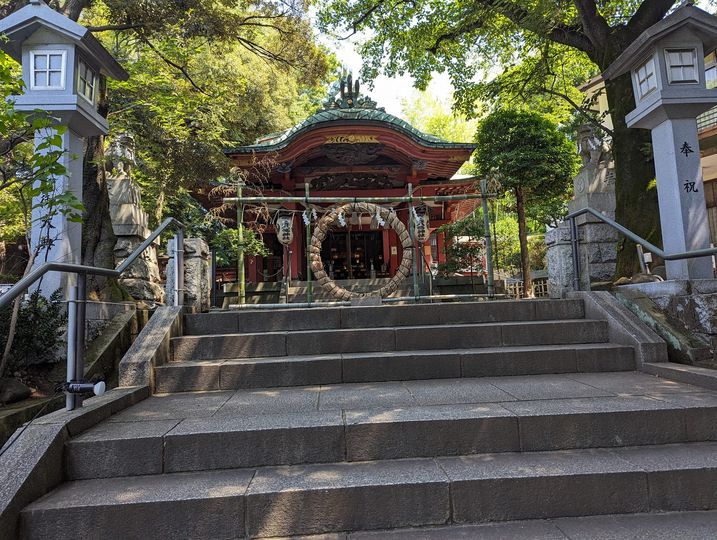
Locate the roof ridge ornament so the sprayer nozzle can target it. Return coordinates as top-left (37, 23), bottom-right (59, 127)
top-left (323, 72), bottom-right (382, 111)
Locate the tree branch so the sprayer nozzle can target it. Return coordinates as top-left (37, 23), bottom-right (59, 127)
top-left (88, 23), bottom-right (146, 32)
top-left (573, 0), bottom-right (611, 47)
top-left (626, 0), bottom-right (677, 37)
top-left (541, 87), bottom-right (614, 136)
top-left (138, 36), bottom-right (209, 95)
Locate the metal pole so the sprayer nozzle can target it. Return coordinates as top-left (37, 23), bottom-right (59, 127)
top-left (210, 249), bottom-right (217, 308)
top-left (305, 183), bottom-right (312, 305)
top-left (407, 183), bottom-right (419, 300)
top-left (481, 194), bottom-right (495, 298)
top-left (237, 180), bottom-right (246, 305)
top-left (479, 179), bottom-right (495, 298)
top-left (65, 283), bottom-right (78, 411)
top-left (570, 217), bottom-right (581, 291)
top-left (636, 244), bottom-right (648, 274)
top-left (287, 249), bottom-right (293, 303)
top-left (174, 229), bottom-right (184, 306)
top-left (74, 272), bottom-right (86, 408)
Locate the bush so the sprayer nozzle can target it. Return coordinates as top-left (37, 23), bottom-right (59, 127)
top-left (0, 289), bottom-right (67, 369)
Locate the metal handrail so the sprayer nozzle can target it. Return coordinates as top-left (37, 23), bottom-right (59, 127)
top-left (0, 217), bottom-right (185, 411)
top-left (565, 207), bottom-right (717, 290)
top-left (0, 217), bottom-right (184, 309)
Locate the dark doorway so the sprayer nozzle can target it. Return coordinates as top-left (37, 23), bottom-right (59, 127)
top-left (321, 230), bottom-right (384, 279)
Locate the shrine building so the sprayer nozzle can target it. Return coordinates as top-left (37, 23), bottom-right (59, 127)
top-left (221, 78), bottom-right (477, 284)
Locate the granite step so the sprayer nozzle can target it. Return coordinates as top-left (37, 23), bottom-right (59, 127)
top-left (347, 510), bottom-right (717, 539)
top-left (171, 319), bottom-right (609, 361)
top-left (23, 441), bottom-right (717, 539)
top-left (156, 343), bottom-right (634, 392)
top-left (183, 298), bottom-right (585, 335)
top-left (64, 391), bottom-right (717, 479)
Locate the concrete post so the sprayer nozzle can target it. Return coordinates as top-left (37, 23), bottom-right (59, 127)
top-left (31, 127), bottom-right (84, 294)
top-left (651, 117), bottom-right (713, 279)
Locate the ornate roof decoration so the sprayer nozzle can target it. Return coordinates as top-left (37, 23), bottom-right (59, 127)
top-left (224, 73), bottom-right (476, 158)
top-left (322, 73), bottom-right (379, 110)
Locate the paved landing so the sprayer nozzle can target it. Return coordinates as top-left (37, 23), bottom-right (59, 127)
top-left (108, 371), bottom-right (713, 422)
top-left (344, 510), bottom-right (717, 539)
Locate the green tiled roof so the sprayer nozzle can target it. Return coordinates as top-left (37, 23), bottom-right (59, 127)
top-left (224, 107), bottom-right (476, 154)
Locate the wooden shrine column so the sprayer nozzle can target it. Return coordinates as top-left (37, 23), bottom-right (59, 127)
top-left (247, 256), bottom-right (258, 283)
top-left (382, 229), bottom-right (391, 273)
top-left (436, 232), bottom-right (447, 264)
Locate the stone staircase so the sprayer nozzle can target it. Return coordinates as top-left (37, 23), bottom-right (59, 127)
top-left (17, 299), bottom-right (717, 538)
top-left (286, 277), bottom-right (427, 302)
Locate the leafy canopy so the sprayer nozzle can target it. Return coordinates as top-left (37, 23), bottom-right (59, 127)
top-left (474, 109), bottom-right (577, 198)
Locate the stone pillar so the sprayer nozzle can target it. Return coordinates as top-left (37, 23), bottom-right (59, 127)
top-left (30, 127), bottom-right (84, 295)
top-left (184, 238), bottom-right (211, 312)
top-left (651, 118), bottom-right (712, 279)
top-left (546, 125), bottom-right (618, 296)
top-left (107, 135), bottom-right (164, 304)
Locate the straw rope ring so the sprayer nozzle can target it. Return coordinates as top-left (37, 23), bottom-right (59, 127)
top-left (309, 202), bottom-right (414, 300)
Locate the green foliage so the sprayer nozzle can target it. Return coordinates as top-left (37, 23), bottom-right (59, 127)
top-left (77, 1), bottom-right (336, 226)
top-left (401, 89), bottom-right (480, 143)
top-left (0, 48), bottom-right (81, 248)
top-left (474, 109), bottom-right (577, 196)
top-left (437, 210), bottom-right (485, 276)
top-left (211, 228), bottom-right (269, 268)
top-left (0, 289), bottom-right (67, 368)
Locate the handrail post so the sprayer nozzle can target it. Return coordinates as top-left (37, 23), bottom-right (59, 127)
top-left (65, 282), bottom-right (78, 411)
top-left (236, 180), bottom-right (246, 305)
top-left (305, 183), bottom-right (312, 306)
top-left (74, 272), bottom-right (86, 408)
top-left (570, 217), bottom-right (581, 292)
top-left (480, 182), bottom-right (495, 299)
top-left (174, 229), bottom-right (184, 307)
top-left (408, 183), bottom-right (419, 301)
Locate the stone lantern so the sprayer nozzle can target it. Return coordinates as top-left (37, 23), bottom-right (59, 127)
top-left (603, 2), bottom-right (717, 280)
top-left (0, 0), bottom-right (128, 293)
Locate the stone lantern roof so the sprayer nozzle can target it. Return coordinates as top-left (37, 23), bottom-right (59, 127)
top-left (603, 3), bottom-right (717, 81)
top-left (0, 0), bottom-right (128, 80)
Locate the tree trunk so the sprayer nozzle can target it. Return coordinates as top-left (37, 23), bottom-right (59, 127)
top-left (515, 186), bottom-right (532, 298)
top-left (603, 73), bottom-right (662, 277)
top-left (81, 78), bottom-right (118, 299)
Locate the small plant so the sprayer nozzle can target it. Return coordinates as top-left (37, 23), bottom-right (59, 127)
top-left (0, 289), bottom-right (67, 371)
top-left (211, 228), bottom-right (269, 268)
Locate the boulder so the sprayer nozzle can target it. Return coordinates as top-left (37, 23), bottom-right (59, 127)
top-left (0, 378), bottom-right (32, 404)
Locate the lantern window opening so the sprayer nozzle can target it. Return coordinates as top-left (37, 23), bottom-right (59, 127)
top-left (706, 50), bottom-right (717, 89)
top-left (636, 57), bottom-right (658, 99)
top-left (77, 58), bottom-right (97, 104)
top-left (665, 48), bottom-right (699, 84)
top-left (30, 49), bottom-right (66, 91)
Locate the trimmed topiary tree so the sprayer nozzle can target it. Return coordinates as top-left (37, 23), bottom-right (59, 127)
top-left (475, 109), bottom-right (577, 297)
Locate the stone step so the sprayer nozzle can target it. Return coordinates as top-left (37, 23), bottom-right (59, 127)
top-left (172, 319), bottom-right (608, 361)
top-left (156, 343), bottom-right (634, 392)
top-left (184, 298), bottom-right (584, 335)
top-left (327, 510), bottom-right (717, 539)
top-left (64, 392), bottom-right (717, 479)
top-left (23, 441), bottom-right (717, 539)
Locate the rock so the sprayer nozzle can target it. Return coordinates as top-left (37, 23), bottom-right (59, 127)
top-left (652, 265), bottom-right (667, 279)
top-left (631, 273), bottom-right (663, 284)
top-left (121, 278), bottom-right (166, 303)
top-left (0, 378), bottom-right (32, 404)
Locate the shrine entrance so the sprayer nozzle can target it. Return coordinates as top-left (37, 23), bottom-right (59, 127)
top-left (321, 230), bottom-right (386, 279)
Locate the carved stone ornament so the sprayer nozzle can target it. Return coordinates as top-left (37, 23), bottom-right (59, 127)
top-left (323, 143), bottom-right (383, 165)
top-left (310, 202), bottom-right (413, 300)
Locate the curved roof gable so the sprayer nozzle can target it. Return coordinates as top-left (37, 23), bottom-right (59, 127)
top-left (224, 75), bottom-right (475, 155)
